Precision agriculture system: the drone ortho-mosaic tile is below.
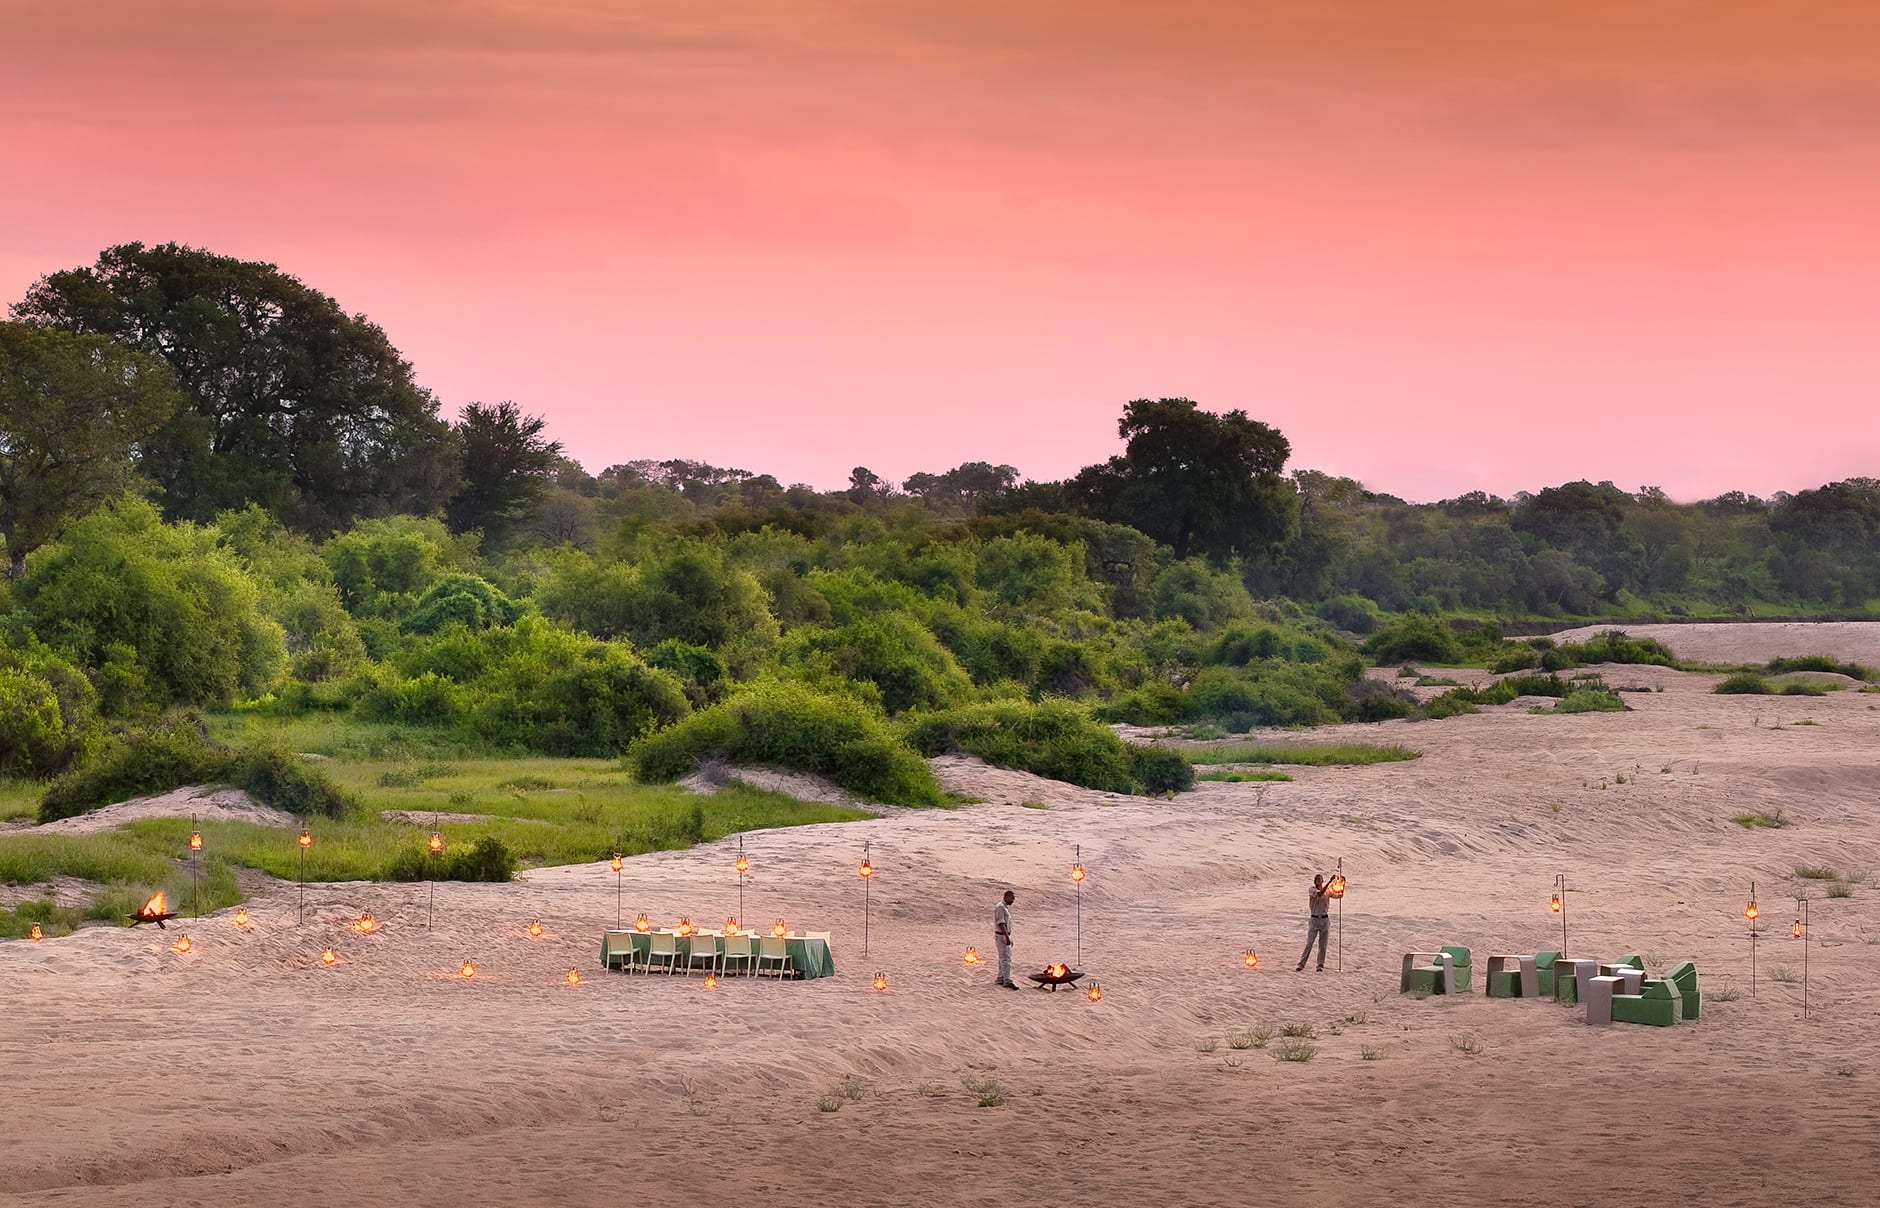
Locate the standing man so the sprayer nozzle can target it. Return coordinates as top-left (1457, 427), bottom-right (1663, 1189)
top-left (993, 889), bottom-right (1017, 990)
top-left (1296, 873), bottom-right (1331, 972)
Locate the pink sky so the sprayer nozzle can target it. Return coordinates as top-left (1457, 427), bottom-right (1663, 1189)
top-left (4, 1), bottom-right (1878, 502)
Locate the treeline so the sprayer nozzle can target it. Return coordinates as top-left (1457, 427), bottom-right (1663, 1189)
top-left (2, 242), bottom-right (1876, 808)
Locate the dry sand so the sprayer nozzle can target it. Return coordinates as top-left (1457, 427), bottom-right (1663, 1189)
top-left (3, 623), bottom-right (1878, 1207)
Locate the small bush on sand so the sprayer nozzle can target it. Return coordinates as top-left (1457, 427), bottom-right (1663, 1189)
top-left (902, 699), bottom-right (1192, 796)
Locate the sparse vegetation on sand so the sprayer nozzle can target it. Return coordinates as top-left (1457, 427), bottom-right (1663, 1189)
top-left (1186, 742), bottom-right (1419, 767)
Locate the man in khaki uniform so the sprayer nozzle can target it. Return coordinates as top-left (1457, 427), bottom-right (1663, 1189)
top-left (1296, 874), bottom-right (1331, 972)
top-left (993, 889), bottom-right (1017, 989)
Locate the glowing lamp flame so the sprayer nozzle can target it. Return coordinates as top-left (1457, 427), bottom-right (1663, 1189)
top-left (857, 859), bottom-right (873, 879)
top-left (1745, 902), bottom-right (1759, 921)
top-left (772, 919), bottom-right (787, 938)
top-left (460, 961), bottom-right (476, 978)
top-left (29, 923), bottom-right (43, 942)
top-left (297, 828), bottom-right (312, 849)
top-left (609, 853), bottom-right (623, 873)
top-left (565, 968), bottom-right (582, 986)
top-left (1087, 984), bottom-right (1103, 1002)
top-left (233, 909), bottom-right (250, 928)
top-left (735, 854), bottom-right (749, 874)
top-left (189, 831), bottom-right (202, 852)
top-left (139, 891), bottom-right (166, 918)
top-left (963, 947), bottom-right (980, 965)
top-left (320, 948), bottom-right (338, 966)
top-left (350, 912), bottom-right (377, 934)
top-left (528, 920), bottom-right (543, 938)
top-left (634, 914), bottom-right (651, 933)
top-left (1047, 962), bottom-right (1068, 979)
top-left (171, 935), bottom-right (192, 954)
top-left (1070, 863), bottom-right (1085, 883)
top-left (703, 974), bottom-right (718, 989)
top-left (723, 918), bottom-right (739, 936)
top-left (1549, 894), bottom-right (1563, 914)
top-left (1792, 921), bottom-right (1804, 939)
top-left (1327, 874), bottom-right (1346, 899)
top-left (872, 972), bottom-right (888, 991)
top-left (1243, 949), bottom-right (1259, 968)
top-left (676, 918), bottom-right (694, 937)
top-left (428, 832), bottom-right (443, 855)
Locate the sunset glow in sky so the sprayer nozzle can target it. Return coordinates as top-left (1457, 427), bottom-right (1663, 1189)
top-left (4, 1), bottom-right (1877, 501)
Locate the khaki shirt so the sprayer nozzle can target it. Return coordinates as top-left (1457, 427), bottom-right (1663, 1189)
top-left (993, 901), bottom-right (1012, 944)
top-left (1308, 886), bottom-right (1330, 918)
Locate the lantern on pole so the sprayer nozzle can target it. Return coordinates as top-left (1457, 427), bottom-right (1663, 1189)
top-left (297, 825), bottom-right (313, 925)
top-left (1243, 949), bottom-right (1259, 969)
top-left (428, 828), bottom-right (443, 931)
top-left (1550, 873), bottom-right (1569, 957)
top-left (1327, 859), bottom-right (1347, 972)
top-left (735, 838), bottom-right (749, 930)
top-left (1070, 845), bottom-right (1086, 968)
top-left (234, 909), bottom-right (250, 929)
top-left (610, 851), bottom-right (624, 930)
top-left (189, 817), bottom-right (203, 916)
top-left (1745, 882), bottom-right (1759, 997)
top-left (1793, 895), bottom-right (1810, 1021)
top-left (857, 841), bottom-right (874, 958)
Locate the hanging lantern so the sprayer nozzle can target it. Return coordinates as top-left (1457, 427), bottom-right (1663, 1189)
top-left (676, 917), bottom-right (694, 937)
top-left (1792, 920), bottom-right (1803, 939)
top-left (460, 961), bottom-right (477, 978)
top-left (1086, 984), bottom-right (1102, 1002)
top-left (735, 853), bottom-right (749, 875)
top-left (29, 923), bottom-right (43, 942)
top-left (189, 830), bottom-right (203, 853)
top-left (428, 831), bottom-right (444, 855)
top-left (1070, 862), bottom-right (1086, 883)
top-left (858, 857), bottom-right (873, 879)
top-left (634, 914), bottom-right (651, 933)
top-left (1549, 893), bottom-right (1563, 914)
top-left (1327, 873), bottom-right (1347, 899)
top-left (1243, 949), bottom-right (1259, 969)
top-left (963, 947), bottom-right (980, 965)
top-left (233, 909), bottom-right (250, 928)
top-left (298, 828), bottom-right (312, 849)
top-left (703, 973), bottom-right (718, 989)
top-left (1745, 900), bottom-right (1759, 921)
top-left (350, 912), bottom-right (377, 934)
top-left (723, 918), bottom-right (739, 936)
top-left (772, 919), bottom-right (788, 938)
top-left (565, 968), bottom-right (582, 986)
top-left (528, 920), bottom-right (544, 938)
top-left (171, 935), bottom-right (192, 954)
top-left (320, 948), bottom-right (338, 966)
top-left (609, 852), bottom-right (623, 873)
top-left (872, 972), bottom-right (888, 992)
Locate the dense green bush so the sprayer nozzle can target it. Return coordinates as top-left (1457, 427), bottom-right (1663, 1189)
top-left (1314, 595), bottom-right (1380, 634)
top-left (537, 543), bottom-right (778, 672)
top-left (39, 718), bottom-right (354, 821)
top-left (1542, 630), bottom-right (1678, 670)
top-left (777, 613), bottom-right (975, 716)
top-left (1363, 614), bottom-right (1462, 664)
top-left (1764, 655), bottom-right (1876, 681)
top-left (384, 835), bottom-right (517, 882)
top-left (627, 681), bottom-right (945, 806)
top-left (1714, 673), bottom-right (1773, 694)
top-left (399, 573), bottom-right (523, 635)
top-left (0, 642), bottom-right (97, 777)
top-left (901, 699), bottom-right (1192, 796)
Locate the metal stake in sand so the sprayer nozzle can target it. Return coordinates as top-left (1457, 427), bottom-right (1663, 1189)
top-left (857, 841), bottom-right (874, 958)
top-left (1328, 859), bottom-right (1347, 972)
top-left (1792, 895), bottom-right (1809, 1021)
top-left (1069, 847), bottom-right (1086, 969)
top-left (735, 838), bottom-right (749, 931)
top-left (1550, 873), bottom-right (1568, 958)
top-left (1744, 883), bottom-right (1759, 997)
top-left (428, 827), bottom-right (444, 932)
top-left (296, 825), bottom-right (313, 925)
top-left (610, 851), bottom-right (624, 931)
top-left (188, 817), bottom-right (203, 915)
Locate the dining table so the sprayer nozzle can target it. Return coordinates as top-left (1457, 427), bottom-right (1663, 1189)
top-left (599, 929), bottom-right (837, 979)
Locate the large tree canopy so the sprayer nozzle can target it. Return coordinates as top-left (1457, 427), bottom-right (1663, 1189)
top-left (0, 321), bottom-right (185, 577)
top-left (445, 400), bottom-right (562, 546)
top-left (1072, 398), bottom-right (1297, 562)
top-left (14, 242), bottom-right (457, 533)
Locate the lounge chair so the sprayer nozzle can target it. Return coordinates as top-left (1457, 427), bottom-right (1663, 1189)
top-left (1400, 950), bottom-right (1457, 995)
top-left (1554, 958), bottom-right (1600, 1005)
top-left (1534, 951), bottom-right (1560, 996)
top-left (1442, 945), bottom-right (1473, 993)
top-left (1486, 954), bottom-right (1540, 998)
top-left (1664, 960), bottom-right (1699, 1020)
top-left (1611, 977), bottom-right (1681, 1027)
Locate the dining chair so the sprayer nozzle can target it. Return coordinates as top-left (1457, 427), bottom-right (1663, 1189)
top-left (685, 934), bottom-right (720, 977)
top-left (720, 934), bottom-right (754, 977)
top-left (644, 931), bottom-right (680, 976)
top-left (756, 936), bottom-right (793, 981)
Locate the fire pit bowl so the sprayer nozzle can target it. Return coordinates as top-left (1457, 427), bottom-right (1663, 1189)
top-left (1025, 963), bottom-right (1085, 992)
top-left (128, 892), bottom-right (178, 929)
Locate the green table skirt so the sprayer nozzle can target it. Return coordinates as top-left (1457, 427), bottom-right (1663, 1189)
top-left (600, 931), bottom-right (836, 979)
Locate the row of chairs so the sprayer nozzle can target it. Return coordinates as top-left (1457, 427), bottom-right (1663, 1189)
top-left (621, 933), bottom-right (795, 980)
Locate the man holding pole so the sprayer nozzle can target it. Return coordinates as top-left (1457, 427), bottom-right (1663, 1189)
top-left (1296, 873), bottom-right (1332, 972)
top-left (993, 889), bottom-right (1017, 990)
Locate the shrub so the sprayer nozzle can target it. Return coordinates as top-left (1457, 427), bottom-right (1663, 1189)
top-left (398, 573), bottom-right (522, 635)
top-left (385, 835), bottom-right (517, 882)
top-left (1347, 677), bottom-right (1416, 722)
top-left (776, 613), bottom-right (975, 716)
top-left (1715, 673), bottom-right (1773, 695)
top-left (1765, 655), bottom-right (1876, 681)
top-left (1540, 688), bottom-right (1629, 714)
top-left (1363, 615), bottom-right (1462, 665)
top-left (627, 681), bottom-right (944, 806)
top-left (1778, 682), bottom-right (1828, 697)
top-left (1315, 594), bottom-right (1379, 634)
top-left (39, 719), bottom-right (355, 821)
top-left (902, 699), bottom-right (1193, 796)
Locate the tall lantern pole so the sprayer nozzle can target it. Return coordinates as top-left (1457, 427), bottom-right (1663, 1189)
top-left (1328, 858), bottom-right (1347, 972)
top-left (428, 828), bottom-right (444, 931)
top-left (1744, 882), bottom-right (1759, 997)
top-left (735, 839), bottom-right (749, 931)
top-left (1793, 895), bottom-right (1809, 1021)
top-left (188, 817), bottom-right (203, 915)
top-left (1550, 873), bottom-right (1568, 957)
top-left (297, 825), bottom-right (313, 925)
top-left (610, 851), bottom-right (624, 930)
top-left (1069, 847), bottom-right (1086, 968)
top-left (857, 841), bottom-right (874, 958)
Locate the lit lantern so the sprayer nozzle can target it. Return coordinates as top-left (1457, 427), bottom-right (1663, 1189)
top-left (676, 918), bottom-right (694, 937)
top-left (233, 909), bottom-right (250, 928)
top-left (172, 935), bottom-right (192, 954)
top-left (723, 918), bottom-right (739, 936)
top-left (1087, 984), bottom-right (1102, 1002)
top-left (963, 947), bottom-right (980, 965)
top-left (1745, 900), bottom-right (1759, 921)
top-left (703, 974), bottom-right (718, 989)
top-left (609, 852), bottom-right (624, 873)
top-left (1070, 862), bottom-right (1086, 883)
top-left (29, 923), bottom-right (43, 942)
top-left (634, 914), bottom-right (651, 933)
top-left (1549, 894), bottom-right (1563, 914)
top-left (872, 972), bottom-right (888, 992)
top-left (858, 857), bottom-right (873, 879)
top-left (460, 961), bottom-right (477, 978)
top-left (189, 830), bottom-right (203, 852)
top-left (735, 853), bottom-right (749, 875)
top-left (429, 831), bottom-right (444, 855)
top-left (320, 948), bottom-right (338, 966)
top-left (565, 968), bottom-right (582, 986)
top-left (772, 919), bottom-right (788, 938)
top-left (1327, 873), bottom-right (1347, 899)
top-left (1243, 949), bottom-right (1259, 969)
top-left (1792, 920), bottom-right (1804, 939)
top-left (351, 912), bottom-right (377, 934)
top-left (528, 920), bottom-right (544, 938)
top-left (298, 828), bottom-right (312, 849)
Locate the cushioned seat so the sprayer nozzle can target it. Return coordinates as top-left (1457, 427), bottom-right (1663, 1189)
top-left (1400, 951), bottom-right (1457, 995)
top-left (1610, 977), bottom-right (1681, 1027)
top-left (1441, 945), bottom-right (1473, 993)
top-left (1665, 960), bottom-right (1699, 1021)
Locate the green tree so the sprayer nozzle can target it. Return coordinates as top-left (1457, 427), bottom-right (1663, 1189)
top-left (1072, 398), bottom-right (1297, 562)
top-left (0, 321), bottom-right (184, 577)
top-left (445, 401), bottom-right (563, 545)
top-left (14, 242), bottom-right (457, 532)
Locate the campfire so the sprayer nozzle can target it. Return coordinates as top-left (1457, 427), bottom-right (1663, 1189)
top-left (129, 891), bottom-right (178, 929)
top-left (1025, 961), bottom-right (1086, 991)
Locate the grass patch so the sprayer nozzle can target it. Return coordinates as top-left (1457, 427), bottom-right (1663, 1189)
top-left (1795, 865), bottom-right (1839, 880)
top-left (1187, 742), bottom-right (1419, 768)
top-left (1826, 881), bottom-right (1853, 899)
top-left (1710, 985), bottom-right (1742, 1003)
top-left (1768, 967), bottom-right (1799, 983)
top-left (1360, 1046), bottom-right (1384, 1061)
top-left (0, 777), bottom-right (41, 823)
top-left (1247, 1024), bottom-right (1275, 1048)
top-left (1450, 1035), bottom-right (1483, 1056)
top-left (1195, 770), bottom-right (1293, 783)
top-left (1273, 1038), bottom-right (1318, 1063)
top-left (1732, 811), bottom-right (1788, 829)
top-left (1278, 1022), bottom-right (1317, 1039)
top-left (1224, 1029), bottom-right (1258, 1050)
top-left (962, 1075), bottom-right (1006, 1107)
top-left (1194, 1037), bottom-right (1219, 1054)
top-left (1715, 673), bottom-right (1774, 695)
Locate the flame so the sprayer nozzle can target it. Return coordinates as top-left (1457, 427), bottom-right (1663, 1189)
top-left (139, 891), bottom-right (166, 918)
top-left (29, 923), bottom-right (43, 942)
top-left (1745, 903), bottom-right (1759, 921)
top-left (461, 961), bottom-right (476, 978)
top-left (872, 973), bottom-right (888, 991)
top-left (634, 914), bottom-right (651, 933)
top-left (1048, 962), bottom-right (1068, 978)
top-left (565, 968), bottom-right (582, 986)
top-left (772, 920), bottom-right (787, 938)
top-left (723, 918), bottom-right (738, 936)
top-left (1327, 874), bottom-right (1346, 899)
top-left (172, 935), bottom-right (192, 954)
top-left (1243, 950), bottom-right (1259, 968)
top-left (528, 920), bottom-right (544, 938)
top-left (428, 832), bottom-right (444, 854)
top-left (857, 860), bottom-right (873, 879)
top-left (702, 974), bottom-right (718, 988)
top-left (609, 853), bottom-right (623, 872)
top-left (1070, 864), bottom-right (1085, 883)
top-left (1087, 984), bottom-right (1102, 1002)
top-left (963, 947), bottom-right (980, 965)
top-left (233, 909), bottom-right (250, 928)
top-left (676, 918), bottom-right (694, 937)
top-left (320, 948), bottom-right (338, 965)
top-left (735, 854), bottom-right (749, 874)
top-left (1549, 895), bottom-right (1563, 914)
top-left (350, 912), bottom-right (377, 934)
